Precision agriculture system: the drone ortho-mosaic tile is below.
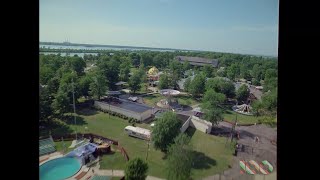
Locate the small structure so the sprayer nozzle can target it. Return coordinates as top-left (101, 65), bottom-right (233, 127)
top-left (147, 66), bottom-right (159, 76)
top-left (176, 113), bottom-right (212, 134)
top-left (232, 104), bottom-right (253, 116)
top-left (255, 86), bottom-right (263, 90)
top-left (115, 81), bottom-right (127, 90)
top-left (147, 66), bottom-right (163, 81)
top-left (106, 91), bottom-right (121, 97)
top-left (193, 107), bottom-right (204, 118)
top-left (157, 89), bottom-right (182, 111)
top-left (124, 126), bottom-right (151, 140)
top-left (128, 96), bottom-right (138, 102)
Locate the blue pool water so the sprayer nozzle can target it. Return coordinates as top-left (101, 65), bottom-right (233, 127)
top-left (40, 157), bottom-right (81, 180)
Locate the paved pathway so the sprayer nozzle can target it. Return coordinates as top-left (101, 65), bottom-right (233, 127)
top-left (94, 169), bottom-right (165, 180)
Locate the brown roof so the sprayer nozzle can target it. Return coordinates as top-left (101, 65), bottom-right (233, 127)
top-left (176, 56), bottom-right (219, 67)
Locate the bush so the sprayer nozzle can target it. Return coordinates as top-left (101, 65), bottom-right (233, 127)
top-left (258, 116), bottom-right (277, 127)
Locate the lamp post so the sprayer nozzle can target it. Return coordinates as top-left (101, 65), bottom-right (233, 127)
top-left (146, 140), bottom-right (150, 161)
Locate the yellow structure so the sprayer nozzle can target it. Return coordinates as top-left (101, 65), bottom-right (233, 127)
top-left (148, 66), bottom-right (159, 75)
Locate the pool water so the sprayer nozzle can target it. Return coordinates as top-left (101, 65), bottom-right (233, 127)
top-left (40, 157), bottom-right (81, 180)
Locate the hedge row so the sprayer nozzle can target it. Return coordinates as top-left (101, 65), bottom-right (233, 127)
top-left (93, 106), bottom-right (140, 123)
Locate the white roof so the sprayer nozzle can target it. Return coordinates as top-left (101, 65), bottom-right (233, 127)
top-left (125, 126), bottom-right (151, 136)
top-left (115, 81), bottom-right (127, 86)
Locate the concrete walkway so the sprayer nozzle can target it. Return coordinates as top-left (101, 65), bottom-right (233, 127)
top-left (95, 169), bottom-right (165, 180)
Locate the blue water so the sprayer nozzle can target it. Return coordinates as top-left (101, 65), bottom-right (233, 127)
top-left (39, 157), bottom-right (81, 180)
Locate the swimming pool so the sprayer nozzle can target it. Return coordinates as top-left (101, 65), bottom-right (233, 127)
top-left (39, 157), bottom-right (82, 180)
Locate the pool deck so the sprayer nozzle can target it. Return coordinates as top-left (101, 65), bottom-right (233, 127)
top-left (39, 152), bottom-right (63, 165)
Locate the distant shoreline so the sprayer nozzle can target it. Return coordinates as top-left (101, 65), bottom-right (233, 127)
top-left (39, 41), bottom-right (277, 58)
top-left (39, 41), bottom-right (186, 51)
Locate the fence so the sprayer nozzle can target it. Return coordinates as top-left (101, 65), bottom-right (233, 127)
top-left (180, 116), bottom-right (191, 133)
top-left (48, 133), bottom-right (119, 145)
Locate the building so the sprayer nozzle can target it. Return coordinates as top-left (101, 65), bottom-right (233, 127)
top-left (176, 56), bottom-right (219, 67)
top-left (94, 98), bottom-right (153, 121)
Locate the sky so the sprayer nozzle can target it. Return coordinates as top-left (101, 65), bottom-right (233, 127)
top-left (40, 0), bottom-right (279, 56)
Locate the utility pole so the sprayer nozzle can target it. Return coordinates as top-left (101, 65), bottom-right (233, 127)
top-left (72, 76), bottom-right (78, 141)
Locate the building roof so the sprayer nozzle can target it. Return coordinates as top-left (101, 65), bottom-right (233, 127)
top-left (176, 56), bottom-right (219, 67)
top-left (106, 91), bottom-right (121, 95)
top-left (115, 81), bottom-right (127, 86)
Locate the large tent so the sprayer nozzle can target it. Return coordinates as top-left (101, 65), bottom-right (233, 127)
top-left (232, 104), bottom-right (253, 115)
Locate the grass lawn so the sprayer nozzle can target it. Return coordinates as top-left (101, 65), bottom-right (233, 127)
top-left (143, 93), bottom-right (200, 107)
top-left (136, 83), bottom-right (148, 94)
top-left (186, 128), bottom-right (235, 179)
top-left (54, 140), bottom-right (76, 154)
top-left (46, 108), bottom-right (234, 179)
top-left (100, 150), bottom-right (127, 170)
top-left (222, 110), bottom-right (260, 124)
top-left (142, 94), bottom-right (162, 106)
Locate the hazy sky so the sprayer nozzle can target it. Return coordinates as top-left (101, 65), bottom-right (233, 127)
top-left (40, 0), bottom-right (279, 56)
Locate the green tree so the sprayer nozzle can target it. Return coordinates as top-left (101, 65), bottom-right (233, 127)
top-left (263, 68), bottom-right (277, 92)
top-left (261, 89), bottom-right (277, 113)
top-left (252, 78), bottom-right (261, 86)
top-left (152, 112), bottom-right (182, 152)
top-left (183, 77), bottom-right (192, 92)
top-left (182, 61), bottom-right (191, 72)
top-left (119, 59), bottom-right (131, 82)
top-left (97, 58), bottom-right (120, 90)
top-left (40, 66), bottom-right (55, 85)
top-left (129, 69), bottom-right (143, 94)
top-left (201, 89), bottom-right (226, 125)
top-left (125, 158), bottom-right (148, 180)
top-left (68, 56), bottom-right (86, 76)
top-left (189, 74), bottom-right (206, 97)
top-left (251, 100), bottom-right (264, 116)
top-left (51, 90), bottom-right (71, 116)
top-left (159, 73), bottom-right (170, 89)
top-left (226, 64), bottom-right (239, 81)
top-left (79, 74), bottom-right (93, 98)
top-left (251, 64), bottom-right (263, 82)
top-left (202, 65), bottom-right (214, 78)
top-left (89, 71), bottom-right (107, 100)
top-left (167, 133), bottom-right (194, 180)
top-left (205, 77), bottom-right (235, 98)
top-left (40, 86), bottom-right (53, 123)
top-left (236, 84), bottom-right (250, 104)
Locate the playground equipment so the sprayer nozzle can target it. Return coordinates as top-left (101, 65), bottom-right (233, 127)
top-left (239, 160), bottom-right (256, 175)
top-left (232, 104), bottom-right (253, 116)
top-left (249, 160), bottom-right (269, 175)
top-left (157, 89), bottom-right (182, 111)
